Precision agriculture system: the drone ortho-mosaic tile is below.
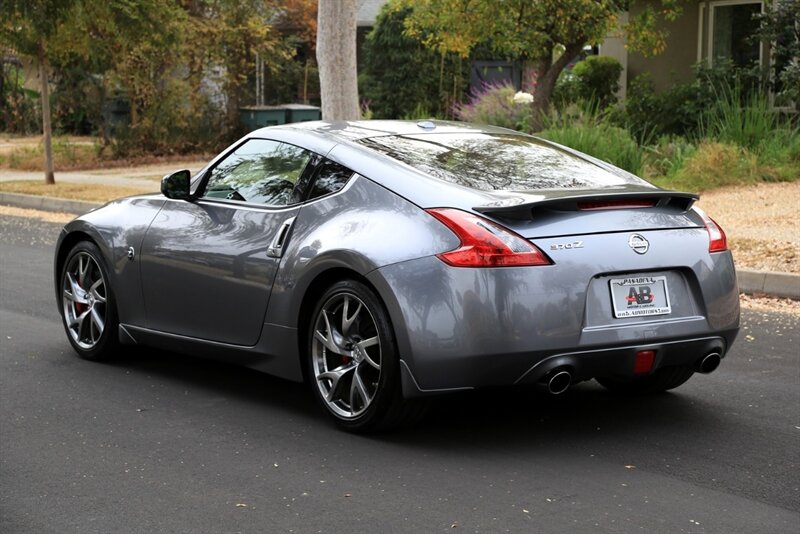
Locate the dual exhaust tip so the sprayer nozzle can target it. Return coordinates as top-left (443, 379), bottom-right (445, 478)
top-left (538, 350), bottom-right (722, 395)
top-left (696, 351), bottom-right (722, 374)
top-left (539, 368), bottom-right (572, 395)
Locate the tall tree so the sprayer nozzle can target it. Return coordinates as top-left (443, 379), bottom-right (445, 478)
top-left (403, 0), bottom-right (683, 129)
top-left (0, 0), bottom-right (79, 184)
top-left (316, 0), bottom-right (359, 120)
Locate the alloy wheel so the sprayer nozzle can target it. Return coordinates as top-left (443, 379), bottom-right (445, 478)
top-left (311, 292), bottom-right (382, 419)
top-left (62, 251), bottom-right (107, 350)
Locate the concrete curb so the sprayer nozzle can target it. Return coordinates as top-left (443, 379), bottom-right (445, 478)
top-left (736, 270), bottom-right (800, 300)
top-left (1, 191), bottom-right (799, 300)
top-left (0, 192), bottom-right (102, 215)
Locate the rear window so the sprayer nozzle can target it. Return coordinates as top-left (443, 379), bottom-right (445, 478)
top-left (358, 133), bottom-right (649, 191)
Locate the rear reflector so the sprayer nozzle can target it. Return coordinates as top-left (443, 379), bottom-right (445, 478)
top-left (634, 350), bottom-right (656, 375)
top-left (694, 207), bottom-right (728, 252)
top-left (426, 208), bottom-right (552, 267)
top-left (577, 199), bottom-right (656, 210)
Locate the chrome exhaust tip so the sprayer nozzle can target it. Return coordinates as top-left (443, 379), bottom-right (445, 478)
top-left (545, 369), bottom-right (572, 395)
top-left (696, 352), bottom-right (722, 374)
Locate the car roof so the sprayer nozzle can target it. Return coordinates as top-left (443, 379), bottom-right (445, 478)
top-left (248, 120), bottom-right (520, 142)
top-left (242, 119), bottom-right (658, 212)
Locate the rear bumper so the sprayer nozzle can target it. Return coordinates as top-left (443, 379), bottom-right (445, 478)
top-left (396, 332), bottom-right (737, 397)
top-left (512, 333), bottom-right (734, 386)
top-left (367, 247), bottom-right (740, 397)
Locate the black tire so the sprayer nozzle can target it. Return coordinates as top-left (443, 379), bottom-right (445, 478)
top-left (596, 366), bottom-right (695, 394)
top-left (306, 280), bottom-right (426, 432)
top-left (59, 241), bottom-right (120, 361)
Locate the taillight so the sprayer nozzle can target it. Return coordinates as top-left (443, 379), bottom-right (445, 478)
top-left (426, 208), bottom-right (552, 267)
top-left (694, 207), bottom-right (728, 252)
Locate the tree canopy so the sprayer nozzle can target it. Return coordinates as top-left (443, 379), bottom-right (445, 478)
top-left (0, 0), bottom-right (81, 183)
top-left (401, 0), bottom-right (684, 128)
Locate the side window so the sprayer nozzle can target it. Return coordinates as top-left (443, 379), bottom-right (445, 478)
top-left (203, 139), bottom-right (312, 206)
top-left (307, 160), bottom-right (353, 201)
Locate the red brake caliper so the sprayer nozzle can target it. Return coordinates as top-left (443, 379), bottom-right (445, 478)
top-left (74, 276), bottom-right (87, 315)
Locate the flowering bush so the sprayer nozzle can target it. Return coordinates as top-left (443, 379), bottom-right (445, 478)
top-left (454, 82), bottom-right (533, 131)
top-left (512, 91), bottom-right (534, 105)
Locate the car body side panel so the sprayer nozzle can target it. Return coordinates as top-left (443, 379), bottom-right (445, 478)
top-left (263, 175), bottom-right (459, 328)
top-left (55, 195), bottom-right (166, 326)
top-left (368, 228), bottom-right (740, 392)
top-left (139, 199), bottom-right (300, 346)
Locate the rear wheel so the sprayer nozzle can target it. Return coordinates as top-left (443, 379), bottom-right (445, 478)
top-left (596, 366), bottom-right (695, 394)
top-left (307, 280), bottom-right (424, 432)
top-left (60, 241), bottom-right (119, 361)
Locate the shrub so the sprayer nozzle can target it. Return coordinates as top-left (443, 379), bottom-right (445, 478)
top-left (571, 56), bottom-right (623, 107)
top-left (701, 83), bottom-right (794, 154)
top-left (108, 78), bottom-right (224, 158)
top-left (650, 142), bottom-right (761, 191)
top-left (454, 82), bottom-right (533, 131)
top-left (616, 74), bottom-right (700, 142)
top-left (617, 61), bottom-right (765, 142)
top-left (0, 64), bottom-right (40, 134)
top-left (552, 69), bottom-right (580, 109)
top-left (51, 61), bottom-right (105, 135)
top-left (642, 136), bottom-right (697, 179)
top-left (540, 106), bottom-right (643, 175)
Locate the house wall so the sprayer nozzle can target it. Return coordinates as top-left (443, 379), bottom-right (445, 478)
top-left (625, 1), bottom-right (702, 92)
top-left (599, 12), bottom-right (629, 100)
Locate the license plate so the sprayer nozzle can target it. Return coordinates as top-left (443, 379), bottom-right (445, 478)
top-left (609, 276), bottom-right (671, 318)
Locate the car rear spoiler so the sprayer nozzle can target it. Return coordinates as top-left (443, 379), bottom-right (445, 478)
top-left (473, 190), bottom-right (699, 219)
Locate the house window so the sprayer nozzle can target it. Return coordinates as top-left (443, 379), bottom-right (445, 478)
top-left (699, 1), bottom-right (764, 67)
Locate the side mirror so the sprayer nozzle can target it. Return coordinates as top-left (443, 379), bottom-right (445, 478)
top-left (161, 170), bottom-right (191, 200)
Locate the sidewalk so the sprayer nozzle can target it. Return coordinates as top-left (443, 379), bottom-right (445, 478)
top-left (0, 161), bottom-right (207, 190)
top-left (1, 168), bottom-right (798, 300)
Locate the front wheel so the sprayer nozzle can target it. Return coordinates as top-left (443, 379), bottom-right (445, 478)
top-left (307, 280), bottom-right (424, 432)
top-left (60, 241), bottom-right (119, 361)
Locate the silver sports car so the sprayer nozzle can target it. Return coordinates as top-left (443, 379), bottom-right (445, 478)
top-left (55, 120), bottom-right (740, 431)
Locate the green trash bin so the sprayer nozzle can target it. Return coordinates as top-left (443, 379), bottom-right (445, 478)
top-left (285, 104), bottom-right (322, 123)
top-left (240, 106), bottom-right (288, 130)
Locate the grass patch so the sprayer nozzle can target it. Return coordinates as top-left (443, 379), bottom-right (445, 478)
top-left (650, 141), bottom-right (800, 191)
top-left (0, 180), bottom-right (152, 203)
top-left (0, 138), bottom-right (102, 171)
top-left (0, 136), bottom-right (212, 172)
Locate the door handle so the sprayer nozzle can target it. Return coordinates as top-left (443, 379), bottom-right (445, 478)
top-left (267, 216), bottom-right (296, 258)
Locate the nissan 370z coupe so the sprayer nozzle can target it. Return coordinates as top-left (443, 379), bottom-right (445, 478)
top-left (54, 120), bottom-right (739, 431)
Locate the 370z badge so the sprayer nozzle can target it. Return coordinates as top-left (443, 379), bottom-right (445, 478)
top-left (550, 240), bottom-right (584, 251)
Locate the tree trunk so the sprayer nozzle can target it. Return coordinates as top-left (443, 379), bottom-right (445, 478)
top-left (526, 42), bottom-right (586, 132)
top-left (38, 43), bottom-right (55, 185)
top-left (316, 0), bottom-right (360, 120)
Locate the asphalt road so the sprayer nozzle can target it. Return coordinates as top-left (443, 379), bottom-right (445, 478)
top-left (1, 214), bottom-right (798, 533)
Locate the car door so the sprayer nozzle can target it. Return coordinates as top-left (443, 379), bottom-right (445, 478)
top-left (139, 138), bottom-right (318, 346)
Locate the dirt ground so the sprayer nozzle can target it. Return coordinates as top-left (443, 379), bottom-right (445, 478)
top-left (696, 181), bottom-right (799, 273)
